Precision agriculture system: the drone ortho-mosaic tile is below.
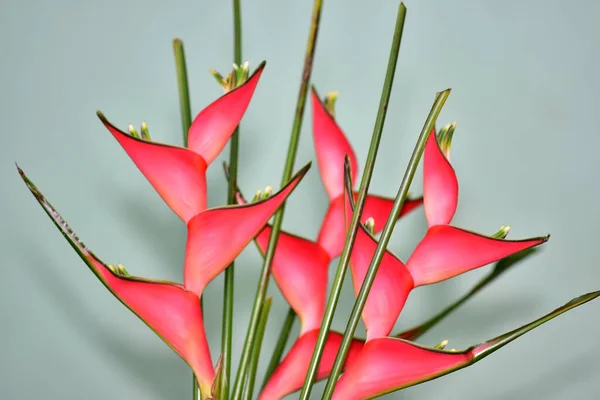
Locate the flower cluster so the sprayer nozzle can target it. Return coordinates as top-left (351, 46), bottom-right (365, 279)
top-left (19, 22), bottom-right (599, 400)
top-left (251, 90), bottom-right (549, 399)
top-left (19, 63), bottom-right (312, 398)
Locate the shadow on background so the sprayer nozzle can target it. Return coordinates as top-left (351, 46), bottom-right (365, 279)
top-left (486, 350), bottom-right (599, 400)
top-left (108, 191), bottom-right (186, 275)
top-left (23, 244), bottom-right (189, 400)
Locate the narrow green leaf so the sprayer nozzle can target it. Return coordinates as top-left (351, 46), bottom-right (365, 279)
top-left (395, 248), bottom-right (539, 341)
top-left (374, 290), bottom-right (600, 398)
top-left (471, 290), bottom-right (600, 361)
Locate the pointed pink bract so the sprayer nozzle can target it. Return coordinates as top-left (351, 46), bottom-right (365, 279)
top-left (19, 169), bottom-right (215, 394)
top-left (254, 226), bottom-right (330, 333)
top-left (259, 329), bottom-right (364, 400)
top-left (332, 338), bottom-right (470, 400)
top-left (318, 194), bottom-right (422, 260)
top-left (99, 114), bottom-right (208, 223)
top-left (184, 164), bottom-right (309, 294)
top-left (407, 225), bottom-right (548, 286)
top-left (317, 196), bottom-right (346, 259)
top-left (423, 130), bottom-right (458, 227)
top-left (187, 63), bottom-right (265, 165)
top-left (349, 198), bottom-right (414, 340)
top-left (312, 89), bottom-right (358, 200)
top-left (93, 262), bottom-right (215, 393)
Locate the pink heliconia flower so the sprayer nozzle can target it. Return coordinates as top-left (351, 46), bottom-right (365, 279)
top-left (259, 330), bottom-right (364, 400)
top-left (18, 162), bottom-right (309, 398)
top-left (332, 127), bottom-right (550, 398)
top-left (312, 88), bottom-right (423, 260)
top-left (98, 62), bottom-right (265, 224)
top-left (248, 89), bottom-right (421, 332)
top-left (346, 127), bottom-right (549, 341)
top-left (234, 201), bottom-right (364, 399)
top-left (97, 63), bottom-right (288, 297)
top-left (247, 89), bottom-right (421, 398)
top-left (331, 290), bottom-right (600, 400)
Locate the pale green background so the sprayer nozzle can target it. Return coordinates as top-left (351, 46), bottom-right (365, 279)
top-left (2, 0), bottom-right (599, 399)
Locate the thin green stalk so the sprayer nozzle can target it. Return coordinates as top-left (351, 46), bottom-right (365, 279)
top-left (173, 37), bottom-right (198, 400)
top-left (192, 380), bottom-right (200, 400)
top-left (220, 0), bottom-right (243, 398)
top-left (298, 4), bottom-right (407, 399)
top-left (173, 39), bottom-right (192, 146)
top-left (261, 307), bottom-right (296, 388)
top-left (396, 248), bottom-right (538, 341)
top-left (231, 1), bottom-right (324, 399)
top-left (322, 88), bottom-right (451, 398)
top-left (243, 297), bottom-right (273, 400)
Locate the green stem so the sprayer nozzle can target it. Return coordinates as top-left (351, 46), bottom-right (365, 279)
top-left (298, 4), bottom-right (408, 399)
top-left (192, 379), bottom-right (200, 400)
top-left (220, 1), bottom-right (243, 398)
top-left (322, 87), bottom-right (451, 398)
top-left (173, 39), bottom-right (192, 146)
top-left (243, 297), bottom-right (273, 400)
top-left (230, 1), bottom-right (324, 398)
top-left (261, 307), bottom-right (296, 388)
top-left (395, 248), bottom-right (539, 341)
top-left (232, 0), bottom-right (242, 65)
top-left (173, 37), bottom-right (198, 400)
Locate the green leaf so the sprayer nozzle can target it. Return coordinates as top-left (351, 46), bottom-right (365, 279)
top-left (395, 248), bottom-right (539, 341)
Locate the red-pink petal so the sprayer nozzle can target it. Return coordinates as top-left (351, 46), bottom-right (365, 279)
top-left (94, 266), bottom-right (214, 395)
top-left (349, 200), bottom-right (414, 340)
top-left (317, 196), bottom-right (345, 259)
top-left (184, 163), bottom-right (310, 294)
top-left (312, 88), bottom-right (358, 200)
top-left (423, 129), bottom-right (458, 227)
top-left (254, 226), bottom-right (330, 333)
top-left (187, 62), bottom-right (265, 165)
top-left (318, 194), bottom-right (423, 260)
top-left (98, 113), bottom-right (207, 224)
top-left (360, 192), bottom-right (423, 232)
top-left (333, 290), bottom-right (600, 399)
top-left (332, 337), bottom-right (470, 400)
top-left (407, 225), bottom-right (549, 286)
top-left (19, 168), bottom-right (215, 395)
top-left (259, 329), bottom-right (364, 400)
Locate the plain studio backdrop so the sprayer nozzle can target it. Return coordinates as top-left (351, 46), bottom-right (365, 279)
top-left (1, 0), bottom-right (598, 399)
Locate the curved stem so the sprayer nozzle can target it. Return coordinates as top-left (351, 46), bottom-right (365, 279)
top-left (299, 4), bottom-right (408, 399)
top-left (231, 1), bottom-right (324, 398)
